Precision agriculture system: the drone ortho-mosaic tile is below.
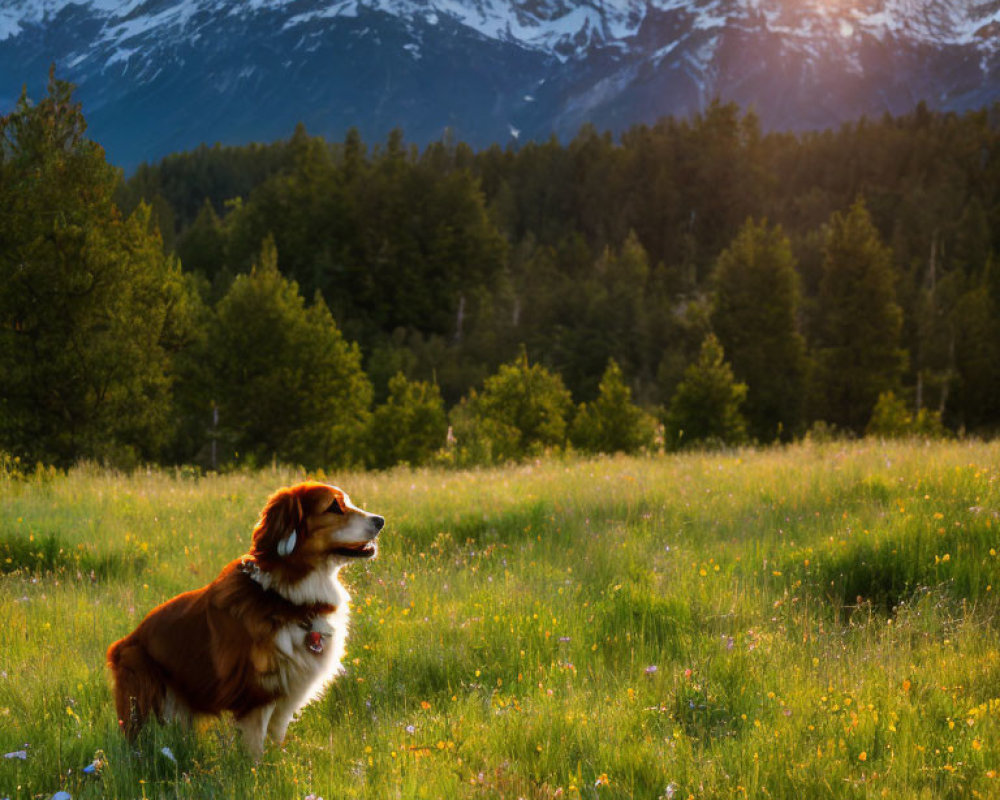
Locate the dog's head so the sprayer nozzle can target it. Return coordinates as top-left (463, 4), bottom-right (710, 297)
top-left (249, 482), bottom-right (384, 571)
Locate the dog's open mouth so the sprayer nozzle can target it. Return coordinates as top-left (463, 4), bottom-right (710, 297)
top-left (330, 541), bottom-right (378, 559)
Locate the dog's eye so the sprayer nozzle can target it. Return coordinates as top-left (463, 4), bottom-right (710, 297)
top-left (328, 501), bottom-right (344, 515)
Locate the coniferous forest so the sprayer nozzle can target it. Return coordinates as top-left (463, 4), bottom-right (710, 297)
top-left (3, 72), bottom-right (1000, 470)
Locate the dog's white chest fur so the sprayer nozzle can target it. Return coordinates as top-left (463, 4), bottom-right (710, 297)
top-left (238, 564), bottom-right (355, 757)
top-left (270, 607), bottom-right (349, 702)
top-left (267, 567), bottom-right (351, 705)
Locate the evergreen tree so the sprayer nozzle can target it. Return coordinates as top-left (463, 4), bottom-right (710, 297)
top-left (711, 219), bottom-right (806, 440)
top-left (203, 237), bottom-right (371, 468)
top-left (176, 198), bottom-right (227, 280)
top-left (571, 360), bottom-right (655, 454)
top-left (952, 198), bottom-right (991, 275)
top-left (351, 145), bottom-right (507, 336)
top-left (0, 70), bottom-right (192, 466)
top-left (949, 272), bottom-right (1000, 430)
top-left (366, 373), bottom-right (447, 468)
top-left (225, 124), bottom-right (348, 299)
top-left (455, 349), bottom-right (573, 462)
top-left (808, 199), bottom-right (906, 432)
top-left (866, 391), bottom-right (947, 439)
top-left (600, 231), bottom-right (652, 382)
top-left (664, 334), bottom-right (748, 449)
top-left (533, 231), bottom-right (653, 400)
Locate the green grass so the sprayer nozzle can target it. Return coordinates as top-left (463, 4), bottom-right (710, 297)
top-left (2, 441), bottom-right (1000, 799)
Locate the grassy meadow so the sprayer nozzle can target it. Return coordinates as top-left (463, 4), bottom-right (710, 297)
top-left (2, 440), bottom-right (1000, 799)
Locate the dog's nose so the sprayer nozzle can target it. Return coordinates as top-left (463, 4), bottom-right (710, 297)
top-left (370, 515), bottom-right (385, 532)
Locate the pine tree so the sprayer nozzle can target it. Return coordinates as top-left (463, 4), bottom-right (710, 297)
top-left (711, 219), bottom-right (806, 440)
top-left (176, 198), bottom-right (227, 280)
top-left (203, 237), bottom-right (371, 468)
top-left (0, 70), bottom-right (193, 466)
top-left (866, 391), bottom-right (946, 438)
top-left (367, 373), bottom-right (447, 468)
top-left (664, 334), bottom-right (748, 449)
top-left (571, 360), bottom-right (655, 454)
top-left (949, 269), bottom-right (1000, 430)
top-left (456, 349), bottom-right (573, 462)
top-left (808, 199), bottom-right (906, 432)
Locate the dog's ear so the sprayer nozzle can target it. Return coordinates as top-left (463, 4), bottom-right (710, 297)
top-left (277, 528), bottom-right (297, 557)
top-left (250, 487), bottom-right (304, 562)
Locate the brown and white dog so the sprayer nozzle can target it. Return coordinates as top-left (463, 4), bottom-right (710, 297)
top-left (107, 481), bottom-right (383, 757)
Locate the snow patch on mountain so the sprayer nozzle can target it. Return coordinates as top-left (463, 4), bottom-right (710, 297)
top-left (285, 1), bottom-right (360, 28)
top-left (3, 0), bottom-right (1000, 171)
top-left (4, 0), bottom-right (1000, 62)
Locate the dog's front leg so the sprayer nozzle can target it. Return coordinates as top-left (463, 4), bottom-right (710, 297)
top-left (266, 697), bottom-right (299, 747)
top-left (235, 703), bottom-right (275, 759)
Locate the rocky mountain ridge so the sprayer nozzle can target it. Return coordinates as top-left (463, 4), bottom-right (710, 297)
top-left (2, 0), bottom-right (998, 168)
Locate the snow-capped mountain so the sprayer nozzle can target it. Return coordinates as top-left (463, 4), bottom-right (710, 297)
top-left (2, 0), bottom-right (998, 168)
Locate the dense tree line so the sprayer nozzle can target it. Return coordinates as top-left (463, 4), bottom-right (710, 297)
top-left (3, 74), bottom-right (999, 469)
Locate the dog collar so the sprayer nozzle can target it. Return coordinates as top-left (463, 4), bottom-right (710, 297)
top-left (239, 558), bottom-right (338, 631)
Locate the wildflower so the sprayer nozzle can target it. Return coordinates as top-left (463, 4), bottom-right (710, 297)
top-left (421, 701), bottom-right (432, 710)
top-left (858, 752), bottom-right (867, 762)
top-left (3, 751), bottom-right (27, 760)
top-left (594, 773), bottom-right (609, 788)
top-left (160, 747), bottom-right (177, 764)
top-left (645, 665), bottom-right (658, 675)
top-left (663, 782), bottom-right (679, 799)
top-left (51, 793), bottom-right (72, 800)
top-left (405, 725), bottom-right (415, 734)
top-left (82, 755), bottom-right (104, 775)
top-left (902, 679), bottom-right (911, 693)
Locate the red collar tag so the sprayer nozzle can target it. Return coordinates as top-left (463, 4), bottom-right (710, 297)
top-left (307, 631), bottom-right (324, 654)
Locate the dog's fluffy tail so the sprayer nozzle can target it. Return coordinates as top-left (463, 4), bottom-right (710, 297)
top-left (107, 634), bottom-right (165, 739)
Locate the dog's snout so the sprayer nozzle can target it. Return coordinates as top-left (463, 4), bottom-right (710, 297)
top-left (370, 515), bottom-right (385, 532)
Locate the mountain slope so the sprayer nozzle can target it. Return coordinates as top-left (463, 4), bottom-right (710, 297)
top-left (2, 0), bottom-right (998, 168)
